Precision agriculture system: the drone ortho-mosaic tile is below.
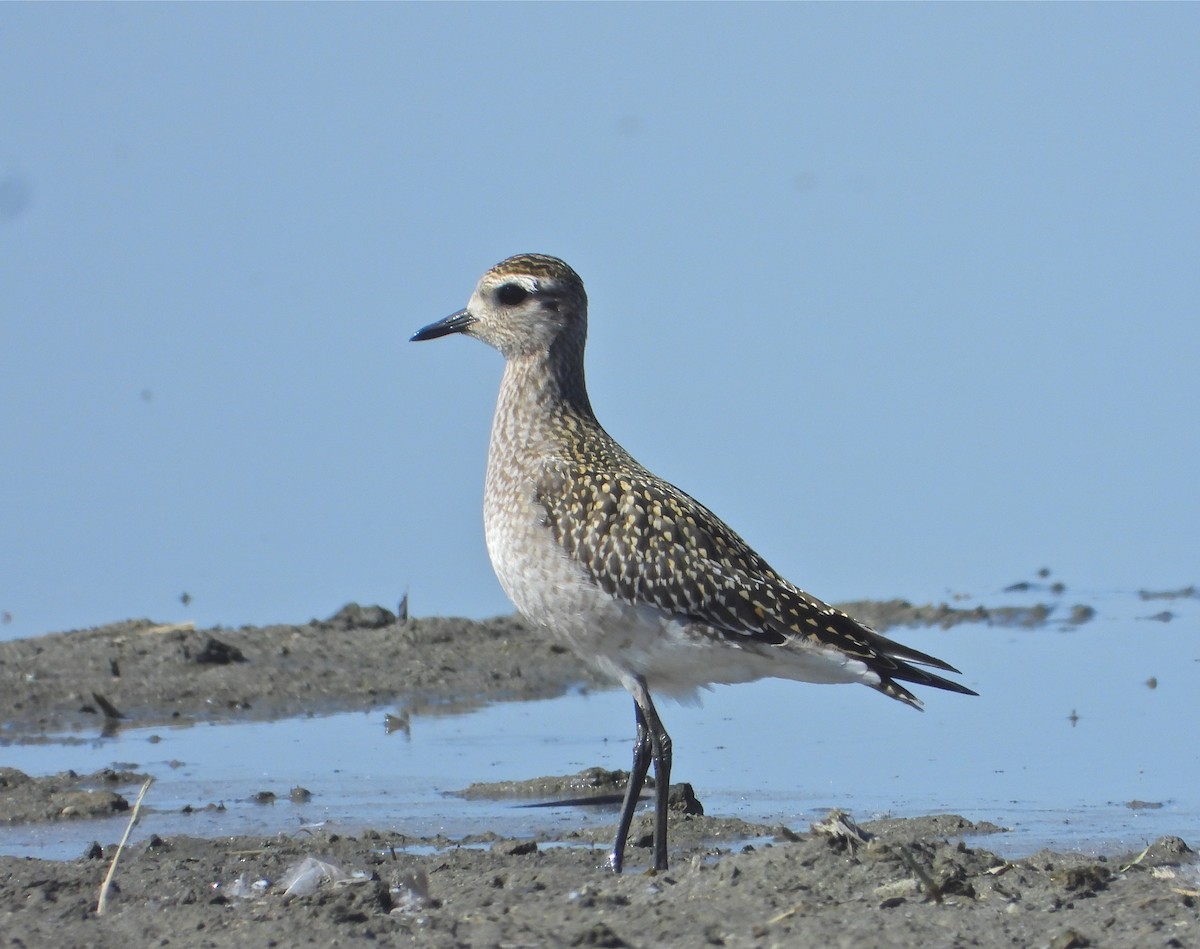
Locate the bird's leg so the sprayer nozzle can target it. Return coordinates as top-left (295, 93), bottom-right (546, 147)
top-left (609, 699), bottom-right (652, 873)
top-left (640, 689), bottom-right (672, 871)
top-left (609, 676), bottom-right (673, 872)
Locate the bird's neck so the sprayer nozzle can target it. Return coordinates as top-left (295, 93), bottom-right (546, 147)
top-left (496, 335), bottom-right (596, 429)
top-left (487, 336), bottom-right (602, 489)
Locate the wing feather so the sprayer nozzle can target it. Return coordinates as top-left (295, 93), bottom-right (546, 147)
top-left (537, 448), bottom-right (976, 707)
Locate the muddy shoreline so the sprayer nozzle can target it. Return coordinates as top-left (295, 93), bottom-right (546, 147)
top-left (1, 599), bottom-right (1197, 947)
top-left (0, 598), bottom-right (1056, 737)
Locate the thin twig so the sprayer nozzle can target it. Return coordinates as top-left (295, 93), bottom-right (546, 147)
top-left (1119, 843), bottom-right (1152, 874)
top-left (96, 777), bottom-right (154, 915)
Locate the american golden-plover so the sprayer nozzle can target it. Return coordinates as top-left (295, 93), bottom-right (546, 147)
top-left (412, 253), bottom-right (976, 872)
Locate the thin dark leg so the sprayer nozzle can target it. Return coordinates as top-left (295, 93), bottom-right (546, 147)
top-left (640, 689), bottom-right (672, 871)
top-left (609, 701), bottom-right (652, 873)
top-left (609, 676), bottom-right (672, 872)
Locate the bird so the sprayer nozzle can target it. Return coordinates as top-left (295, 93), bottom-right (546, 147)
top-left (411, 253), bottom-right (977, 873)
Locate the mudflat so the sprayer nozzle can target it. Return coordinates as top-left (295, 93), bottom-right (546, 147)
top-left (1, 600), bottom-right (1196, 947)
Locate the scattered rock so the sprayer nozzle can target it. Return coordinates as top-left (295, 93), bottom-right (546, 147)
top-left (570, 922), bottom-right (628, 948)
top-left (1064, 604), bottom-right (1095, 626)
top-left (492, 839), bottom-right (538, 856)
top-left (318, 603), bottom-right (397, 631)
top-left (1138, 586), bottom-right (1196, 601)
top-left (191, 636), bottom-right (247, 665)
top-left (0, 768), bottom-right (147, 824)
top-left (668, 782), bottom-right (704, 816)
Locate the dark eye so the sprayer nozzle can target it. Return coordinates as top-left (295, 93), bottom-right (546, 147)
top-left (496, 282), bottom-right (530, 306)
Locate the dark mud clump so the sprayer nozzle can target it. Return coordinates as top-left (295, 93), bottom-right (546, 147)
top-left (0, 768), bottom-right (148, 824)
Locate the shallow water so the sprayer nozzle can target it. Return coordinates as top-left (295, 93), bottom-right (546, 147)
top-left (2, 587), bottom-right (1196, 861)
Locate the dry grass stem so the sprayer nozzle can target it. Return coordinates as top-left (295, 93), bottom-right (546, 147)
top-left (96, 777), bottom-right (154, 915)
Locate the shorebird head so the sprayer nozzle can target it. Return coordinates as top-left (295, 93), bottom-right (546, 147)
top-left (411, 254), bottom-right (588, 360)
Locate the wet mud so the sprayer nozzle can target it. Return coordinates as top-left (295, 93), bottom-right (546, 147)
top-left (2, 597), bottom-right (1197, 947)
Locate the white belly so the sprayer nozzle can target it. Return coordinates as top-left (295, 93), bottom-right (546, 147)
top-left (483, 472), bottom-right (870, 702)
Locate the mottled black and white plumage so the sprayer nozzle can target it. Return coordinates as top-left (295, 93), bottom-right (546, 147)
top-left (411, 253), bottom-right (976, 873)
